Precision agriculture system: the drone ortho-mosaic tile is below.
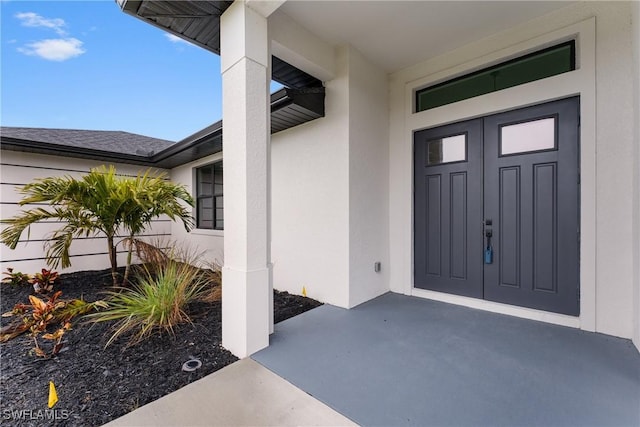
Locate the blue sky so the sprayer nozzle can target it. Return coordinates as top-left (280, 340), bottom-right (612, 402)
top-left (1, 0), bottom-right (277, 142)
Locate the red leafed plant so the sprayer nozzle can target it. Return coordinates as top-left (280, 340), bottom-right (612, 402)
top-left (1, 268), bottom-right (31, 286)
top-left (1, 291), bottom-right (107, 358)
top-left (28, 268), bottom-right (59, 294)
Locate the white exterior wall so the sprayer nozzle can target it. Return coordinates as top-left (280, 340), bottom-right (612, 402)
top-left (0, 150), bottom-right (170, 274)
top-left (389, 2), bottom-right (637, 340)
top-left (591, 3), bottom-right (635, 339)
top-left (632, 0), bottom-right (640, 350)
top-left (271, 47), bottom-right (351, 307)
top-left (347, 47), bottom-right (389, 307)
top-left (169, 152), bottom-right (225, 266)
top-left (271, 45), bottom-right (389, 308)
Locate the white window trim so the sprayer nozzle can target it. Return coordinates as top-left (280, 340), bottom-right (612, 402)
top-left (191, 228), bottom-right (224, 237)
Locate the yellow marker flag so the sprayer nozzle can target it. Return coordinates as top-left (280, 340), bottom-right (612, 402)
top-left (302, 286), bottom-right (307, 297)
top-left (48, 381), bottom-right (58, 408)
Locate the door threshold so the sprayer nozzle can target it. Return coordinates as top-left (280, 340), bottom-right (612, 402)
top-left (411, 287), bottom-right (581, 329)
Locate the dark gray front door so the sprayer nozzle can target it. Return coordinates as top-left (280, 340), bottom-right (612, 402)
top-left (414, 97), bottom-right (580, 315)
top-left (414, 118), bottom-right (484, 299)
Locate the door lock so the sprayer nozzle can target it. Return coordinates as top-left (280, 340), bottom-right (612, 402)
top-left (484, 219), bottom-right (493, 264)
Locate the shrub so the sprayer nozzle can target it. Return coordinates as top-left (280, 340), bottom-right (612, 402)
top-left (121, 237), bottom-right (170, 280)
top-left (1, 291), bottom-right (107, 357)
top-left (126, 238), bottom-right (222, 303)
top-left (28, 268), bottom-right (59, 294)
top-left (88, 260), bottom-right (208, 347)
top-left (1, 268), bottom-right (31, 286)
top-left (199, 259), bottom-right (222, 303)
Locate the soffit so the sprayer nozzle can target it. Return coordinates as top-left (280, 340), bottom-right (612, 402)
top-left (278, 1), bottom-right (575, 73)
top-left (119, 0), bottom-right (232, 53)
top-left (118, 0), bottom-right (321, 88)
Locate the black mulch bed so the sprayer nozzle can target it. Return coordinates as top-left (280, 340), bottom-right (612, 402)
top-left (0, 267), bottom-right (321, 427)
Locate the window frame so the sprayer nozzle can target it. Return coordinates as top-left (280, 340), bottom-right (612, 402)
top-left (498, 114), bottom-right (559, 157)
top-left (195, 161), bottom-right (223, 230)
top-left (424, 132), bottom-right (468, 166)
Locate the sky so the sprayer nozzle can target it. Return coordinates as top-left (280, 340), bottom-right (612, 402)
top-left (1, 0), bottom-right (280, 142)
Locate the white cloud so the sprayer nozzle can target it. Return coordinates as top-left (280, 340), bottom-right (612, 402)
top-left (15, 12), bottom-right (67, 36)
top-left (17, 38), bottom-right (85, 61)
top-left (165, 34), bottom-right (190, 45)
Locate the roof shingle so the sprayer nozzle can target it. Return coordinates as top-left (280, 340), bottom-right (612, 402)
top-left (0, 127), bottom-right (175, 157)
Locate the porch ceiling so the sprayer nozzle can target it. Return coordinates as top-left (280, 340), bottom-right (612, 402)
top-left (278, 1), bottom-right (576, 73)
top-left (118, 0), bottom-right (577, 81)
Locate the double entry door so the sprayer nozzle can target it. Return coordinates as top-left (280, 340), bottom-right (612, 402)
top-left (413, 97), bottom-right (580, 316)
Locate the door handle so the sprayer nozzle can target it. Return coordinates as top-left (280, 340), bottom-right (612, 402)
top-left (484, 219), bottom-right (493, 264)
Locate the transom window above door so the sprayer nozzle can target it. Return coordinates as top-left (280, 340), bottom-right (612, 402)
top-left (415, 41), bottom-right (575, 112)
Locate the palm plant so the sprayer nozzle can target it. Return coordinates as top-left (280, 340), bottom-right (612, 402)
top-left (120, 170), bottom-right (196, 285)
top-left (0, 166), bottom-right (194, 286)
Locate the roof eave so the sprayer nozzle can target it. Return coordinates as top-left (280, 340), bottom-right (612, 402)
top-left (151, 121), bottom-right (223, 169)
top-left (116, 0), bottom-right (229, 55)
top-left (1, 137), bottom-right (157, 167)
top-left (1, 87), bottom-right (325, 169)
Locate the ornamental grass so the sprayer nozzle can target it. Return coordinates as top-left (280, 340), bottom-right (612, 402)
top-left (88, 260), bottom-right (207, 347)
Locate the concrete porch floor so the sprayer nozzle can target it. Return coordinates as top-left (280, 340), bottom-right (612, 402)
top-left (253, 292), bottom-right (640, 427)
top-left (105, 292), bottom-right (639, 427)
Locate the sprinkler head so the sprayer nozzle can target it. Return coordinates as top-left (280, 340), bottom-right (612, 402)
top-left (182, 358), bottom-right (202, 372)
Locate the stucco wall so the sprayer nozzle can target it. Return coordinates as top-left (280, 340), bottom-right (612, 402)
top-left (271, 44), bottom-right (390, 308)
top-left (389, 1), bottom-right (637, 339)
top-left (169, 152), bottom-right (225, 267)
top-left (270, 47), bottom-right (351, 307)
top-left (591, 2), bottom-right (635, 339)
top-left (346, 47), bottom-right (390, 307)
top-left (632, 0), bottom-right (640, 350)
top-left (0, 150), bottom-right (170, 275)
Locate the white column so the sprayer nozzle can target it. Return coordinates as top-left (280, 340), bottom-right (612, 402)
top-left (220, 0), bottom-right (271, 358)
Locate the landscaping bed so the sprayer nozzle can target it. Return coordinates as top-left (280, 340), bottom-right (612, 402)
top-left (0, 267), bottom-right (321, 427)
